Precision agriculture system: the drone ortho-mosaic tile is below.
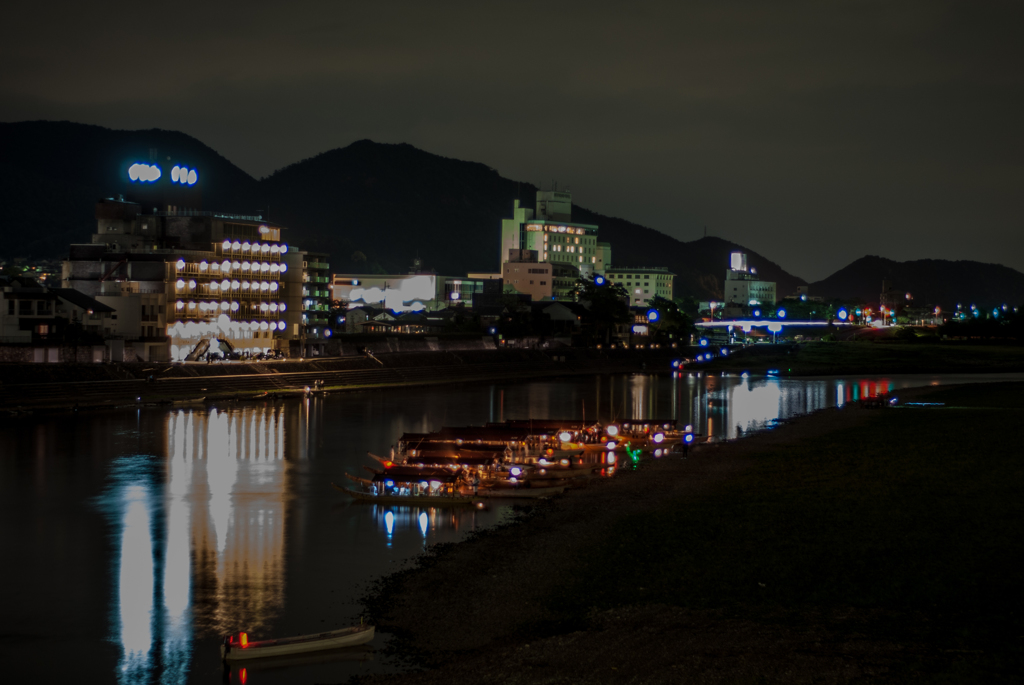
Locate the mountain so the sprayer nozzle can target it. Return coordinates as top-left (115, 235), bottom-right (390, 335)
top-left (0, 121), bottom-right (260, 258)
top-left (809, 256), bottom-right (1024, 308)
top-left (1, 121), bottom-right (803, 300)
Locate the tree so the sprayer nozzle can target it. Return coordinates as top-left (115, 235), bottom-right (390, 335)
top-left (571, 276), bottom-right (630, 345)
top-left (646, 295), bottom-right (694, 342)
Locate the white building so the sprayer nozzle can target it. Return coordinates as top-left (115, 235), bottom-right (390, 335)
top-left (604, 267), bottom-right (675, 307)
top-left (724, 252), bottom-right (776, 306)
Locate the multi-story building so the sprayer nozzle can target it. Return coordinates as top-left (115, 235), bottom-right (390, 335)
top-left (1, 274), bottom-right (114, 361)
top-left (290, 250), bottom-right (331, 356)
top-left (499, 190), bottom-right (600, 298)
top-left (63, 195), bottom-right (294, 361)
top-left (604, 267), bottom-right (675, 307)
top-left (723, 252), bottom-right (776, 307)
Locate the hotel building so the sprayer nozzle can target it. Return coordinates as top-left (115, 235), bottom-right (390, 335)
top-left (64, 196), bottom-right (293, 361)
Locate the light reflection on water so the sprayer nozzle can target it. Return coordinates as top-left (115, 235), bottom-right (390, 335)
top-left (3, 372), bottom-right (1023, 685)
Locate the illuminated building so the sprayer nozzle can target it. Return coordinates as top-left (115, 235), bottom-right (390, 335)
top-left (604, 267), bottom-right (675, 307)
top-left (499, 190), bottom-right (600, 296)
top-left (282, 249), bottom-right (330, 356)
top-left (724, 251), bottom-right (776, 307)
top-left (61, 160), bottom-right (307, 360)
top-left (330, 269), bottom-right (495, 315)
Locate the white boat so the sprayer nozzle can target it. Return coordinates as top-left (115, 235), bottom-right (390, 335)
top-left (221, 624), bottom-right (374, 661)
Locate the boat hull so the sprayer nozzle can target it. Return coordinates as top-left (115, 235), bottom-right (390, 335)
top-left (222, 625), bottom-right (374, 661)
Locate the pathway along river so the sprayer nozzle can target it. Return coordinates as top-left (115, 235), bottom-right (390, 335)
top-left (2, 371), bottom-right (1021, 685)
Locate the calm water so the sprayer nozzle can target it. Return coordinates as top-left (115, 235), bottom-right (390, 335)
top-left (1, 371), bottom-right (1019, 685)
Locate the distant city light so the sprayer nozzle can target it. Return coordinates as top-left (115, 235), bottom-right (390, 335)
top-left (838, 308), bottom-right (848, 320)
top-left (777, 309), bottom-right (787, 319)
top-left (646, 308), bottom-right (660, 322)
top-left (594, 275), bottom-right (606, 286)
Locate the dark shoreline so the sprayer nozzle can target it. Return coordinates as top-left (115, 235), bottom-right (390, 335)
top-left (349, 381), bottom-right (1024, 684)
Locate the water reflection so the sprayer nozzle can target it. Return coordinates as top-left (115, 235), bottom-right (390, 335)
top-left (7, 372), bottom-right (1020, 685)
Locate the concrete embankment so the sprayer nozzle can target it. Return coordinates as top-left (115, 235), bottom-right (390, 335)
top-left (0, 347), bottom-right (682, 412)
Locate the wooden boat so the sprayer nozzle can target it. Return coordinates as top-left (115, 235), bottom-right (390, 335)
top-left (332, 483), bottom-right (479, 507)
top-left (221, 624), bottom-right (374, 661)
top-left (344, 473), bottom-right (374, 487)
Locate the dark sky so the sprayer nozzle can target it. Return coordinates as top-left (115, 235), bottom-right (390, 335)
top-left (3, 1), bottom-right (1022, 281)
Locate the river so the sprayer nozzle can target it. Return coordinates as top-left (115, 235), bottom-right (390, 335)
top-left (1, 371), bottom-right (1019, 684)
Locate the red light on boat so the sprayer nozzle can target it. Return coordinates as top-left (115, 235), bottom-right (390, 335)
top-left (240, 632), bottom-right (248, 648)
top-left (239, 667), bottom-right (248, 684)
top-left (384, 461), bottom-right (393, 468)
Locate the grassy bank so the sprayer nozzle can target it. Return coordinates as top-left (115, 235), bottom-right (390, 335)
top-left (705, 340), bottom-right (1024, 375)
top-left (358, 382), bottom-right (1024, 684)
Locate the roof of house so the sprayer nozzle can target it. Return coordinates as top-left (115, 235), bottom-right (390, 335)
top-left (51, 288), bottom-right (116, 313)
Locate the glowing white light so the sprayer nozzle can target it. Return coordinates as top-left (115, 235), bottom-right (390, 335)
top-left (175, 279), bottom-right (185, 289)
top-left (259, 225), bottom-right (269, 234)
top-left (199, 261), bottom-right (208, 271)
top-left (271, 245), bottom-right (280, 254)
top-left (277, 321), bottom-right (286, 331)
top-left (653, 433), bottom-right (665, 444)
top-left (175, 301), bottom-right (184, 310)
top-left (279, 263), bottom-right (288, 273)
top-left (128, 164), bottom-right (140, 181)
top-left (260, 303), bottom-right (269, 312)
top-left (260, 321), bottom-right (269, 331)
top-left (242, 242), bottom-right (251, 251)
top-left (187, 169), bottom-right (197, 185)
top-left (241, 261), bottom-right (250, 271)
top-left (210, 282), bottom-right (219, 292)
top-left (606, 425), bottom-right (619, 437)
top-left (231, 280), bottom-right (239, 290)
top-left (175, 259), bottom-right (185, 269)
top-left (260, 262), bottom-right (270, 272)
top-left (559, 431), bottom-right (572, 442)
top-left (280, 245), bottom-right (288, 254)
top-left (222, 240), bottom-right (231, 250)
top-left (606, 441), bottom-right (617, 450)
top-left (220, 302), bottom-right (229, 311)
top-left (261, 244), bottom-right (270, 253)
top-left (269, 282), bottom-right (278, 292)
top-left (231, 261), bottom-right (240, 270)
top-left (270, 263), bottom-right (279, 273)
top-left (279, 303), bottom-right (286, 312)
top-left (231, 241), bottom-right (240, 250)
top-left (260, 282), bottom-right (269, 291)
top-left (241, 281), bottom-right (250, 290)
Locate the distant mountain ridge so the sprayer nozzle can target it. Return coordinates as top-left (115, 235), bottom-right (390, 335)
top-left (1, 120), bottom-right (1021, 307)
top-left (809, 255), bottom-right (1024, 308)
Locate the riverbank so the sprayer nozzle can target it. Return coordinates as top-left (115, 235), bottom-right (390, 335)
top-left (352, 381), bottom-right (1024, 684)
top-left (0, 348), bottom-right (678, 412)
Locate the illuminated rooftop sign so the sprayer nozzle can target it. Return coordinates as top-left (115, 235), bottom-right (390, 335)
top-left (171, 165), bottom-right (198, 185)
top-left (128, 163), bottom-right (161, 182)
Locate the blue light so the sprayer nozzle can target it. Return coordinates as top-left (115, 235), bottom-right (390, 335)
top-left (647, 308), bottom-right (660, 322)
top-left (488, 327), bottom-right (498, 335)
top-left (699, 338), bottom-right (709, 347)
top-left (753, 309), bottom-right (761, 317)
top-left (777, 309), bottom-right (787, 319)
top-left (838, 308), bottom-right (848, 320)
top-left (594, 275), bottom-right (606, 286)
top-left (721, 348), bottom-right (729, 356)
top-left (684, 433), bottom-right (695, 444)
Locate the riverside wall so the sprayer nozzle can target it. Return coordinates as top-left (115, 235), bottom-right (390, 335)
top-left (0, 346), bottom-right (685, 412)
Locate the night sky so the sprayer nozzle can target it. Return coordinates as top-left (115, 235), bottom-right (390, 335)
top-left (3, 1), bottom-right (1022, 281)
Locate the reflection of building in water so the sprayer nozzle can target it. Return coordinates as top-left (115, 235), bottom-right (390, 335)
top-left (166, 405), bottom-right (290, 635)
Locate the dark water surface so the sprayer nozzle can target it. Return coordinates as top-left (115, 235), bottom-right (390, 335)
top-left (2, 371), bottom-right (1020, 684)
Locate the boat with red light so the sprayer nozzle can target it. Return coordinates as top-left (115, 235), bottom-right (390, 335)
top-left (221, 624), bottom-right (374, 661)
